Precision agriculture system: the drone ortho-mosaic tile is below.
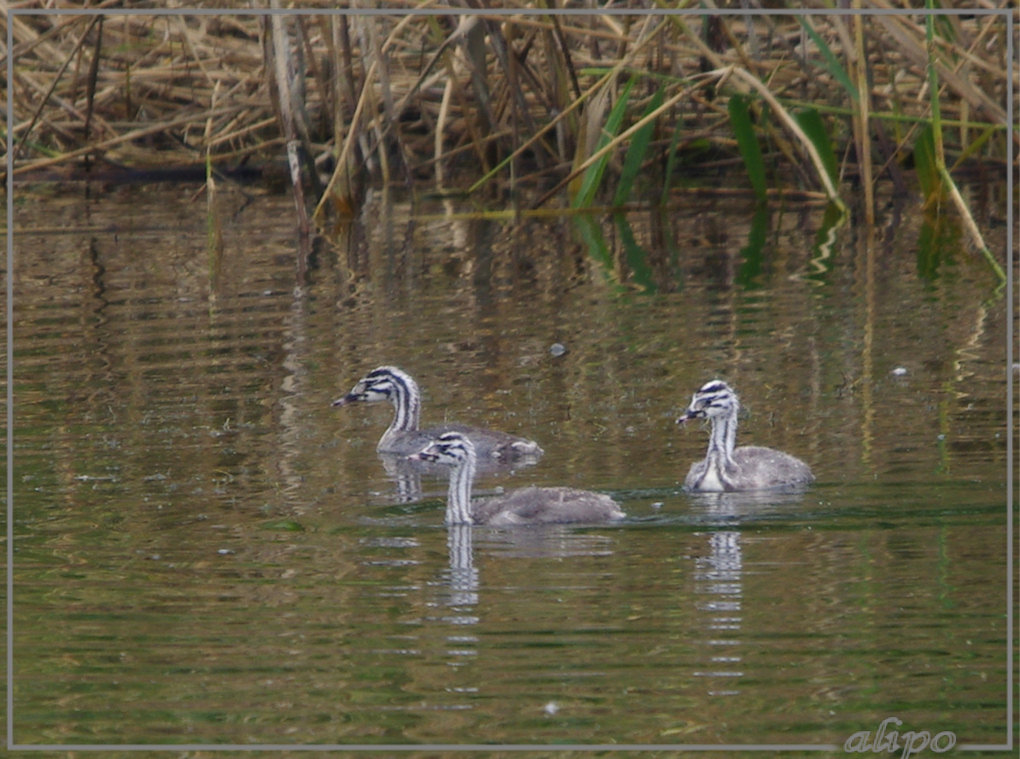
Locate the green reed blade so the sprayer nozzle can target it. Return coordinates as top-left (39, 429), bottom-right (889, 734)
top-left (913, 122), bottom-right (940, 200)
top-left (950, 125), bottom-right (996, 171)
top-left (613, 86), bottom-right (664, 207)
top-left (659, 117), bottom-right (684, 208)
top-left (793, 107), bottom-right (839, 187)
top-left (573, 77), bottom-right (634, 209)
top-left (727, 93), bottom-right (767, 203)
top-left (925, 8), bottom-right (944, 162)
top-left (796, 16), bottom-right (858, 103)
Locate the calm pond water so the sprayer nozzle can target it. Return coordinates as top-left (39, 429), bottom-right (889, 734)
top-left (4, 182), bottom-right (1011, 753)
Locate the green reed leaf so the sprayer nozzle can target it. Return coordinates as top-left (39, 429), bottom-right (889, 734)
top-left (796, 16), bottom-right (858, 103)
top-left (659, 117), bottom-right (684, 207)
top-left (727, 93), bottom-right (767, 202)
top-left (792, 107), bottom-right (839, 187)
top-left (913, 122), bottom-right (940, 200)
top-left (613, 86), bottom-right (664, 207)
top-left (573, 77), bottom-right (634, 208)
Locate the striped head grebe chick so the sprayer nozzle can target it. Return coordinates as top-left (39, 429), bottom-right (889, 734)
top-left (677, 380), bottom-right (814, 492)
top-left (409, 432), bottom-right (625, 526)
top-left (332, 366), bottom-right (543, 460)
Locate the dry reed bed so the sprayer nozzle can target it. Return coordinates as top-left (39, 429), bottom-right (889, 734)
top-left (3, 3), bottom-right (1013, 220)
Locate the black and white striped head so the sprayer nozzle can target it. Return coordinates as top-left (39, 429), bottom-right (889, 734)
top-left (331, 366), bottom-right (415, 407)
top-left (677, 380), bottom-right (740, 424)
top-left (408, 431), bottom-right (475, 467)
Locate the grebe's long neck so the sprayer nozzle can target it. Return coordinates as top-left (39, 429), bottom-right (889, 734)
top-left (705, 405), bottom-right (739, 481)
top-left (387, 371), bottom-right (421, 434)
top-left (445, 447), bottom-right (477, 525)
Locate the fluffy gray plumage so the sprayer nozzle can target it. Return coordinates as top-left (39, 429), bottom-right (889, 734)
top-left (410, 432), bottom-right (624, 526)
top-left (678, 380), bottom-right (813, 492)
top-left (332, 366), bottom-right (543, 460)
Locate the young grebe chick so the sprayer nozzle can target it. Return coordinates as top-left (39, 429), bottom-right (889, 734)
top-left (409, 432), bottom-right (624, 526)
top-left (332, 366), bottom-right (543, 460)
top-left (677, 380), bottom-right (813, 492)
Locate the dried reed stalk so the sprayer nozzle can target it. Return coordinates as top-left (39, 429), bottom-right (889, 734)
top-left (3, 4), bottom-right (1010, 245)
